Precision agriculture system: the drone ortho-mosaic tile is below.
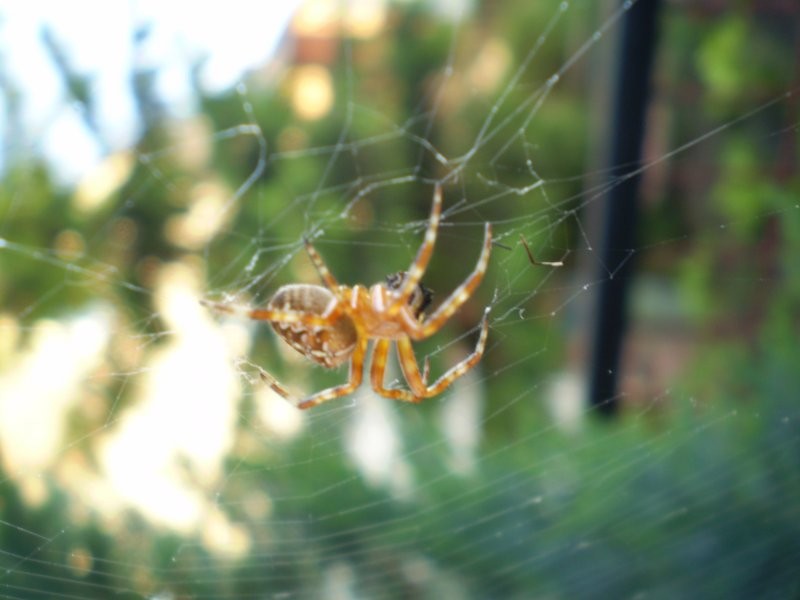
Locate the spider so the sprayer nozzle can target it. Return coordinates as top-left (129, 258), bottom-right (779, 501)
top-left (202, 184), bottom-right (492, 409)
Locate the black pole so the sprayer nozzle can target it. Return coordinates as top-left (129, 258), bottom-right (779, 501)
top-left (588, 0), bottom-right (661, 416)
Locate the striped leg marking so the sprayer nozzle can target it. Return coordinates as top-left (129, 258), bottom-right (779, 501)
top-left (296, 337), bottom-right (368, 409)
top-left (201, 299), bottom-right (335, 328)
top-left (388, 184), bottom-right (442, 317)
top-left (304, 238), bottom-right (340, 291)
top-left (407, 222), bottom-right (492, 341)
top-left (371, 308), bottom-right (490, 403)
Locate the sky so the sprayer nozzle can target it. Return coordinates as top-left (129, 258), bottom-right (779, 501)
top-left (0, 0), bottom-right (300, 183)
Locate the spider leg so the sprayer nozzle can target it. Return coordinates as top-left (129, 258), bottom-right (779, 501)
top-left (304, 238), bottom-right (340, 290)
top-left (203, 239), bottom-right (343, 327)
top-left (201, 300), bottom-right (336, 328)
top-left (368, 339), bottom-right (431, 401)
top-left (369, 339), bottom-right (421, 402)
top-left (295, 337), bottom-right (368, 409)
top-left (257, 367), bottom-right (296, 403)
top-left (421, 355), bottom-right (431, 385)
top-left (370, 339), bottom-right (398, 396)
top-left (397, 308), bottom-right (491, 399)
top-left (387, 183), bottom-right (442, 317)
top-left (403, 222), bottom-right (492, 340)
top-left (371, 310), bottom-right (490, 402)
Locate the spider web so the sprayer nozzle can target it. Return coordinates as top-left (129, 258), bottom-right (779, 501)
top-left (1, 1), bottom-right (799, 598)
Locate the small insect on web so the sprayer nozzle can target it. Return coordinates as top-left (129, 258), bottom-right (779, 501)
top-left (519, 234), bottom-right (564, 268)
top-left (202, 184), bottom-right (493, 409)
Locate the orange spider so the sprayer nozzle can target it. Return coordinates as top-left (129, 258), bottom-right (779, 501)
top-left (202, 184), bottom-right (492, 409)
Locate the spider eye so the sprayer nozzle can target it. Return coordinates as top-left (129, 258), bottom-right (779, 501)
top-left (385, 271), bottom-right (405, 291)
top-left (385, 271), bottom-right (433, 319)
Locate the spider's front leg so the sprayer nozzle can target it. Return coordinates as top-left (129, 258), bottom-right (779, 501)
top-left (387, 184), bottom-right (443, 317)
top-left (406, 222), bottom-right (492, 340)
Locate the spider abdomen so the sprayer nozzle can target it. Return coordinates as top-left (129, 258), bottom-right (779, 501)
top-left (268, 284), bottom-right (357, 369)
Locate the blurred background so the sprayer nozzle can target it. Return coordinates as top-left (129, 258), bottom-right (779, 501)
top-left (1, 0), bottom-right (799, 598)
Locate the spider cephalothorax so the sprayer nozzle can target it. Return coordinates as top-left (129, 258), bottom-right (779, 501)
top-left (203, 184), bottom-right (492, 409)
